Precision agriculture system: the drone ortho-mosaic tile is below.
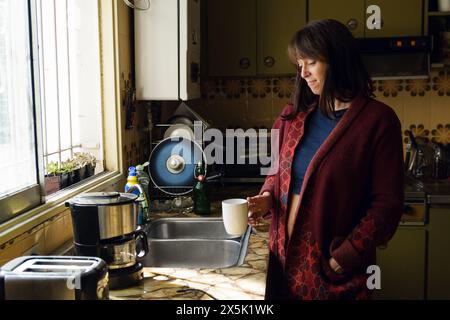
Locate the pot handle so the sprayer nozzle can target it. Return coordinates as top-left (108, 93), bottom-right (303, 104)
top-left (135, 229), bottom-right (149, 259)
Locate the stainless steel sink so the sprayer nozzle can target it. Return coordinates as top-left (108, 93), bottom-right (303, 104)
top-left (140, 217), bottom-right (252, 268)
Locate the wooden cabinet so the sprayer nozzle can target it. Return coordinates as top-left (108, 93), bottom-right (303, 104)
top-left (374, 205), bottom-right (450, 300)
top-left (206, 0), bottom-right (256, 76)
top-left (309, 0), bottom-right (423, 38)
top-left (309, 0), bottom-right (365, 37)
top-left (365, 0), bottom-right (423, 37)
top-left (206, 0), bottom-right (306, 76)
top-left (427, 206), bottom-right (450, 299)
top-left (375, 227), bottom-right (427, 300)
top-left (257, 0), bottom-right (307, 75)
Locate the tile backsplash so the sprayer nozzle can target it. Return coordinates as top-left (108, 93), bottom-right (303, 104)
top-left (174, 70), bottom-right (450, 146)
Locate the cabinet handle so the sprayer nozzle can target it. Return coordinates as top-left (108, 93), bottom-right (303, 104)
top-left (264, 56), bottom-right (275, 68)
top-left (347, 18), bottom-right (358, 30)
top-left (378, 244), bottom-right (388, 250)
top-left (239, 58), bottom-right (250, 69)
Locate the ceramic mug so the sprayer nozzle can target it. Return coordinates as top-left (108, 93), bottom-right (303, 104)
top-left (222, 198), bottom-right (249, 236)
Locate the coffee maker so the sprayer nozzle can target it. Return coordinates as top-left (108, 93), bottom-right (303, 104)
top-left (65, 192), bottom-right (149, 289)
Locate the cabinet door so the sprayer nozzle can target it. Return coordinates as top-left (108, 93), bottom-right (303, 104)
top-left (308, 0), bottom-right (365, 38)
top-left (257, 0), bottom-right (307, 75)
top-left (365, 0), bottom-right (423, 37)
top-left (206, 0), bottom-right (256, 76)
top-left (427, 207), bottom-right (450, 300)
top-left (374, 228), bottom-right (426, 300)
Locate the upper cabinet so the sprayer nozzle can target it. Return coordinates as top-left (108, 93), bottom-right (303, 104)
top-left (257, 0), bottom-right (307, 75)
top-left (206, 0), bottom-right (306, 77)
top-left (205, 0), bottom-right (424, 77)
top-left (365, 0), bottom-right (423, 37)
top-left (309, 0), bottom-right (366, 37)
top-left (206, 0), bottom-right (256, 76)
top-left (309, 0), bottom-right (423, 38)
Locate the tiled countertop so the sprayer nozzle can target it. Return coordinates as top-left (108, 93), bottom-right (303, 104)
top-left (109, 183), bottom-right (269, 300)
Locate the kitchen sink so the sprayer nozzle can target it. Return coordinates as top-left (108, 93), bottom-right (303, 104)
top-left (140, 217), bottom-right (252, 268)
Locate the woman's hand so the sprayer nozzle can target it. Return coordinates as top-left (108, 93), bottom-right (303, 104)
top-left (247, 191), bottom-right (273, 225)
top-left (329, 257), bottom-right (344, 274)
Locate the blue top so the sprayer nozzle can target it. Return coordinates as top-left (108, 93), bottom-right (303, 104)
top-left (290, 107), bottom-right (347, 194)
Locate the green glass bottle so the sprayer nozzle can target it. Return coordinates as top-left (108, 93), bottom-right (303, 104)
top-left (193, 174), bottom-right (210, 215)
top-left (194, 161), bottom-right (205, 178)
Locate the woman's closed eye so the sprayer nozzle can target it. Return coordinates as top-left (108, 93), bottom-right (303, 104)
top-left (297, 61), bottom-right (316, 69)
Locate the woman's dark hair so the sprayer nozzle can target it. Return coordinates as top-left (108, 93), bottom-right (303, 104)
top-left (284, 19), bottom-right (374, 119)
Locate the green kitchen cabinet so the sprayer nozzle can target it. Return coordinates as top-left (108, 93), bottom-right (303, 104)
top-left (257, 0), bottom-right (307, 75)
top-left (206, 0), bottom-right (306, 76)
top-left (374, 227), bottom-right (427, 300)
top-left (206, 0), bottom-right (257, 76)
top-left (308, 0), bottom-right (366, 37)
top-left (365, 0), bottom-right (423, 37)
top-left (308, 0), bottom-right (423, 38)
top-left (427, 206), bottom-right (450, 300)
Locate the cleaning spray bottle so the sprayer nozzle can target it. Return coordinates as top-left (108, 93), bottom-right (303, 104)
top-left (135, 161), bottom-right (150, 200)
top-left (125, 166), bottom-right (149, 225)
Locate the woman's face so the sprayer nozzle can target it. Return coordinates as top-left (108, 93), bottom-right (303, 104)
top-left (297, 58), bottom-right (327, 95)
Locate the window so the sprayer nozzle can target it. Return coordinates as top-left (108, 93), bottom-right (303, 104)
top-left (37, 0), bottom-right (103, 195)
top-left (0, 0), bottom-right (40, 223)
top-left (0, 0), bottom-right (105, 224)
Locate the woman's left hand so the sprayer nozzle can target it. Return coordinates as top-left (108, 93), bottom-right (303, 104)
top-left (329, 257), bottom-right (344, 274)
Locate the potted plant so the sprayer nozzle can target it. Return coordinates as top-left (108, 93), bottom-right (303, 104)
top-left (58, 160), bottom-right (74, 188)
top-left (44, 161), bottom-right (61, 194)
top-left (73, 152), bottom-right (96, 179)
top-left (73, 152), bottom-right (88, 180)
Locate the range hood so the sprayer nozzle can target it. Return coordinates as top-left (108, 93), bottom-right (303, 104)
top-left (358, 36), bottom-right (432, 80)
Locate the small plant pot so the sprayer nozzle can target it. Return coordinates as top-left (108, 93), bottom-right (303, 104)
top-left (71, 168), bottom-right (82, 184)
top-left (85, 164), bottom-right (96, 178)
top-left (44, 175), bottom-right (60, 195)
top-left (59, 172), bottom-right (70, 189)
top-left (79, 165), bottom-right (87, 181)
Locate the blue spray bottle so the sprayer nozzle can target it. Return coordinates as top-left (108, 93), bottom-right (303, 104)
top-left (125, 166), bottom-right (149, 225)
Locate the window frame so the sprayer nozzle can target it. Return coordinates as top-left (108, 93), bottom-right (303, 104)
top-left (0, 0), bottom-right (42, 224)
top-left (0, 0), bottom-right (124, 244)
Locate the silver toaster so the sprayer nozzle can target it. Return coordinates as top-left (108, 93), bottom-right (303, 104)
top-left (0, 256), bottom-right (109, 300)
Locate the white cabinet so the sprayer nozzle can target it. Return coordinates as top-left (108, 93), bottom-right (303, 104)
top-left (135, 0), bottom-right (201, 101)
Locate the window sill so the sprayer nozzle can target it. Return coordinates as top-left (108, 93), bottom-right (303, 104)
top-left (0, 171), bottom-right (124, 245)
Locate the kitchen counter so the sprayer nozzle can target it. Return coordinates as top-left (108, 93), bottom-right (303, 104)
top-left (406, 175), bottom-right (450, 205)
top-left (109, 183), bottom-right (269, 300)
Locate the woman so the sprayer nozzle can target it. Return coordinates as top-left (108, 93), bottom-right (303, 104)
top-left (247, 19), bottom-right (404, 300)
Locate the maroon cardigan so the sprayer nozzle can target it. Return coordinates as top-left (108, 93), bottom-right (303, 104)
top-left (260, 95), bottom-right (404, 299)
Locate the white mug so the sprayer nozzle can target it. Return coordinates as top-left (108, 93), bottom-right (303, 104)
top-left (222, 198), bottom-right (249, 236)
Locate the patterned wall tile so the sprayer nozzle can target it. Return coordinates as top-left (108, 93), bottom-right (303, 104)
top-left (247, 78), bottom-right (272, 98)
top-left (432, 124), bottom-right (450, 144)
top-left (273, 77), bottom-right (295, 98)
top-left (188, 73), bottom-right (450, 144)
top-left (405, 78), bottom-right (431, 97)
top-left (200, 78), bottom-right (225, 99)
top-left (404, 124), bottom-right (430, 143)
top-left (432, 71), bottom-right (450, 96)
top-left (223, 79), bottom-right (247, 99)
top-left (377, 80), bottom-right (403, 97)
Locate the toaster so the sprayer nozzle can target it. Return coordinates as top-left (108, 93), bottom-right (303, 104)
top-left (0, 256), bottom-right (109, 300)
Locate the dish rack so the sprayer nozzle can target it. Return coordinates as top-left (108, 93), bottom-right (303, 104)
top-left (148, 120), bottom-right (210, 200)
